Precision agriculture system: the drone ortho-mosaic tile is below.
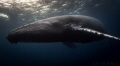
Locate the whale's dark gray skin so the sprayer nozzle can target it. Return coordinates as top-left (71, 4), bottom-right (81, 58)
top-left (6, 15), bottom-right (120, 48)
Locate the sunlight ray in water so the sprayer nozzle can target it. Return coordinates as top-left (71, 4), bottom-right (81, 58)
top-left (0, 13), bottom-right (9, 18)
top-left (0, 0), bottom-right (104, 22)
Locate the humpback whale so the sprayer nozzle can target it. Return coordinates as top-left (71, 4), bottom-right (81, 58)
top-left (6, 15), bottom-right (120, 48)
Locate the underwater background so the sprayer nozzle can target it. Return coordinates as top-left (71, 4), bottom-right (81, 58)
top-left (0, 0), bottom-right (120, 66)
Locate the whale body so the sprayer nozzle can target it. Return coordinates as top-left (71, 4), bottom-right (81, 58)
top-left (6, 15), bottom-right (120, 48)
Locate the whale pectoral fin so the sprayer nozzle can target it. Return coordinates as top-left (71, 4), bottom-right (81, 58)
top-left (72, 27), bottom-right (120, 41)
top-left (63, 42), bottom-right (77, 48)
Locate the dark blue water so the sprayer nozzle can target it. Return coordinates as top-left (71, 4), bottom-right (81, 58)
top-left (0, 0), bottom-right (120, 66)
